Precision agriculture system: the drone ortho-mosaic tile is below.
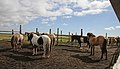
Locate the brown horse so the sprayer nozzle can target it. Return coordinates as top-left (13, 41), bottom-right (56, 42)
top-left (11, 33), bottom-right (24, 50)
top-left (87, 33), bottom-right (107, 60)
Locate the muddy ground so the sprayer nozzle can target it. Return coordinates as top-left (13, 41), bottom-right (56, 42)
top-left (0, 40), bottom-right (117, 69)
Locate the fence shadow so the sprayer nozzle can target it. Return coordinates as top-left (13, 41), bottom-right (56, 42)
top-left (71, 54), bottom-right (100, 63)
top-left (0, 48), bottom-right (12, 52)
top-left (62, 48), bottom-right (90, 53)
top-left (4, 53), bottom-right (44, 62)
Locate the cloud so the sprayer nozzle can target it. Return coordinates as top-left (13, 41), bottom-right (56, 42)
top-left (63, 16), bottom-right (72, 19)
top-left (105, 27), bottom-right (115, 31)
top-left (0, 0), bottom-right (110, 30)
top-left (41, 16), bottom-right (57, 24)
top-left (115, 26), bottom-right (120, 29)
top-left (105, 25), bottom-right (120, 31)
top-left (74, 9), bottom-right (106, 16)
top-left (62, 23), bottom-right (68, 26)
top-left (89, 1), bottom-right (110, 9)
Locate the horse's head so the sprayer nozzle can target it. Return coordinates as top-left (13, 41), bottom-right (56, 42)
top-left (87, 33), bottom-right (95, 37)
top-left (27, 33), bottom-right (33, 41)
top-left (87, 33), bottom-right (96, 40)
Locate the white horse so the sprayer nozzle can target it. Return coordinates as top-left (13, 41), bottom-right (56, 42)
top-left (11, 33), bottom-right (24, 50)
top-left (27, 33), bottom-right (51, 58)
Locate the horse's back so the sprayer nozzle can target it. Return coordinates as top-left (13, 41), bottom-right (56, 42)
top-left (89, 36), bottom-right (105, 45)
top-left (42, 35), bottom-right (51, 44)
top-left (13, 34), bottom-right (23, 40)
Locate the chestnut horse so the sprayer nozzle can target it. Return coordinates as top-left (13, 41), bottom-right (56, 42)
top-left (87, 33), bottom-right (107, 60)
top-left (11, 33), bottom-right (23, 50)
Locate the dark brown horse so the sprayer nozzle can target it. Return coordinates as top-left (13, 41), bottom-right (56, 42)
top-left (87, 33), bottom-right (107, 60)
top-left (71, 35), bottom-right (89, 48)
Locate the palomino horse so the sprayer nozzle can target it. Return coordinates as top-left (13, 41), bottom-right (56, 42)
top-left (87, 33), bottom-right (107, 60)
top-left (11, 33), bottom-right (24, 50)
top-left (71, 35), bottom-right (89, 48)
top-left (27, 33), bottom-right (51, 58)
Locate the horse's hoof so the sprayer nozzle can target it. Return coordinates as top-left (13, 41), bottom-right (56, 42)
top-left (32, 54), bottom-right (35, 56)
top-left (47, 55), bottom-right (50, 58)
top-left (89, 54), bottom-right (92, 56)
top-left (42, 56), bottom-right (47, 58)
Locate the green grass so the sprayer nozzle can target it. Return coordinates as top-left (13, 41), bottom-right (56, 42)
top-left (0, 34), bottom-right (71, 43)
top-left (0, 34), bottom-right (12, 40)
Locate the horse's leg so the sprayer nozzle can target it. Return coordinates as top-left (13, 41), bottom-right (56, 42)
top-left (78, 39), bottom-right (81, 49)
top-left (47, 44), bottom-right (51, 58)
top-left (32, 45), bottom-right (36, 55)
top-left (100, 47), bottom-right (103, 60)
top-left (93, 46), bottom-right (95, 56)
top-left (90, 46), bottom-right (92, 56)
top-left (53, 38), bottom-right (55, 46)
top-left (32, 48), bottom-right (35, 55)
top-left (35, 48), bottom-right (37, 55)
top-left (42, 44), bottom-right (46, 58)
top-left (71, 39), bottom-right (74, 45)
top-left (105, 49), bottom-right (107, 60)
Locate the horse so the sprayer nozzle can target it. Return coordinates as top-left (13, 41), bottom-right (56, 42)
top-left (27, 33), bottom-right (51, 58)
top-left (108, 37), bottom-right (117, 47)
top-left (41, 33), bottom-right (56, 46)
top-left (71, 35), bottom-right (89, 48)
top-left (116, 36), bottom-right (120, 46)
top-left (87, 33), bottom-right (107, 60)
top-left (11, 33), bottom-right (24, 50)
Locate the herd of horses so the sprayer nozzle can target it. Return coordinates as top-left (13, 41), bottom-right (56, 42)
top-left (11, 32), bottom-right (120, 60)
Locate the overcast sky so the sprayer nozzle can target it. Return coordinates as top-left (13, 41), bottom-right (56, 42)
top-left (0, 0), bottom-right (120, 36)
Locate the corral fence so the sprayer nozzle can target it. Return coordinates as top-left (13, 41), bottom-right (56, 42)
top-left (0, 25), bottom-right (22, 40)
top-left (53, 28), bottom-right (86, 47)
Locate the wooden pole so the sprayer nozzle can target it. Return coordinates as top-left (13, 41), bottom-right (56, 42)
top-left (81, 29), bottom-right (83, 36)
top-left (49, 29), bottom-right (51, 34)
top-left (19, 25), bottom-right (22, 34)
top-left (12, 29), bottom-right (14, 35)
top-left (36, 28), bottom-right (38, 33)
top-left (60, 30), bottom-right (62, 42)
top-left (105, 33), bottom-right (108, 38)
top-left (57, 28), bottom-right (59, 46)
top-left (68, 32), bottom-right (70, 42)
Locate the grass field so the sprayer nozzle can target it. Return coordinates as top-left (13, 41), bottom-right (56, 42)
top-left (0, 34), bottom-right (71, 43)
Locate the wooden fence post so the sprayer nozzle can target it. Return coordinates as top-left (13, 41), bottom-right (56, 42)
top-left (49, 29), bottom-right (51, 34)
top-left (36, 28), bottom-right (38, 33)
top-left (60, 30), bottom-right (62, 42)
top-left (81, 29), bottom-right (83, 36)
top-left (12, 29), bottom-right (14, 35)
top-left (105, 33), bottom-right (108, 39)
top-left (75, 33), bottom-right (77, 42)
top-left (56, 28), bottom-right (59, 46)
top-left (19, 25), bottom-right (22, 34)
top-left (68, 32), bottom-right (70, 42)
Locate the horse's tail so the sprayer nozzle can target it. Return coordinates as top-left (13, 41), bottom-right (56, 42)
top-left (103, 38), bottom-right (108, 60)
top-left (103, 39), bottom-right (107, 50)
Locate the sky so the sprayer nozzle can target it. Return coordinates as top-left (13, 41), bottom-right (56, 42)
top-left (0, 0), bottom-right (120, 37)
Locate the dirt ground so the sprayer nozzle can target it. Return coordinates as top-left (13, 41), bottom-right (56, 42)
top-left (0, 40), bottom-right (117, 69)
